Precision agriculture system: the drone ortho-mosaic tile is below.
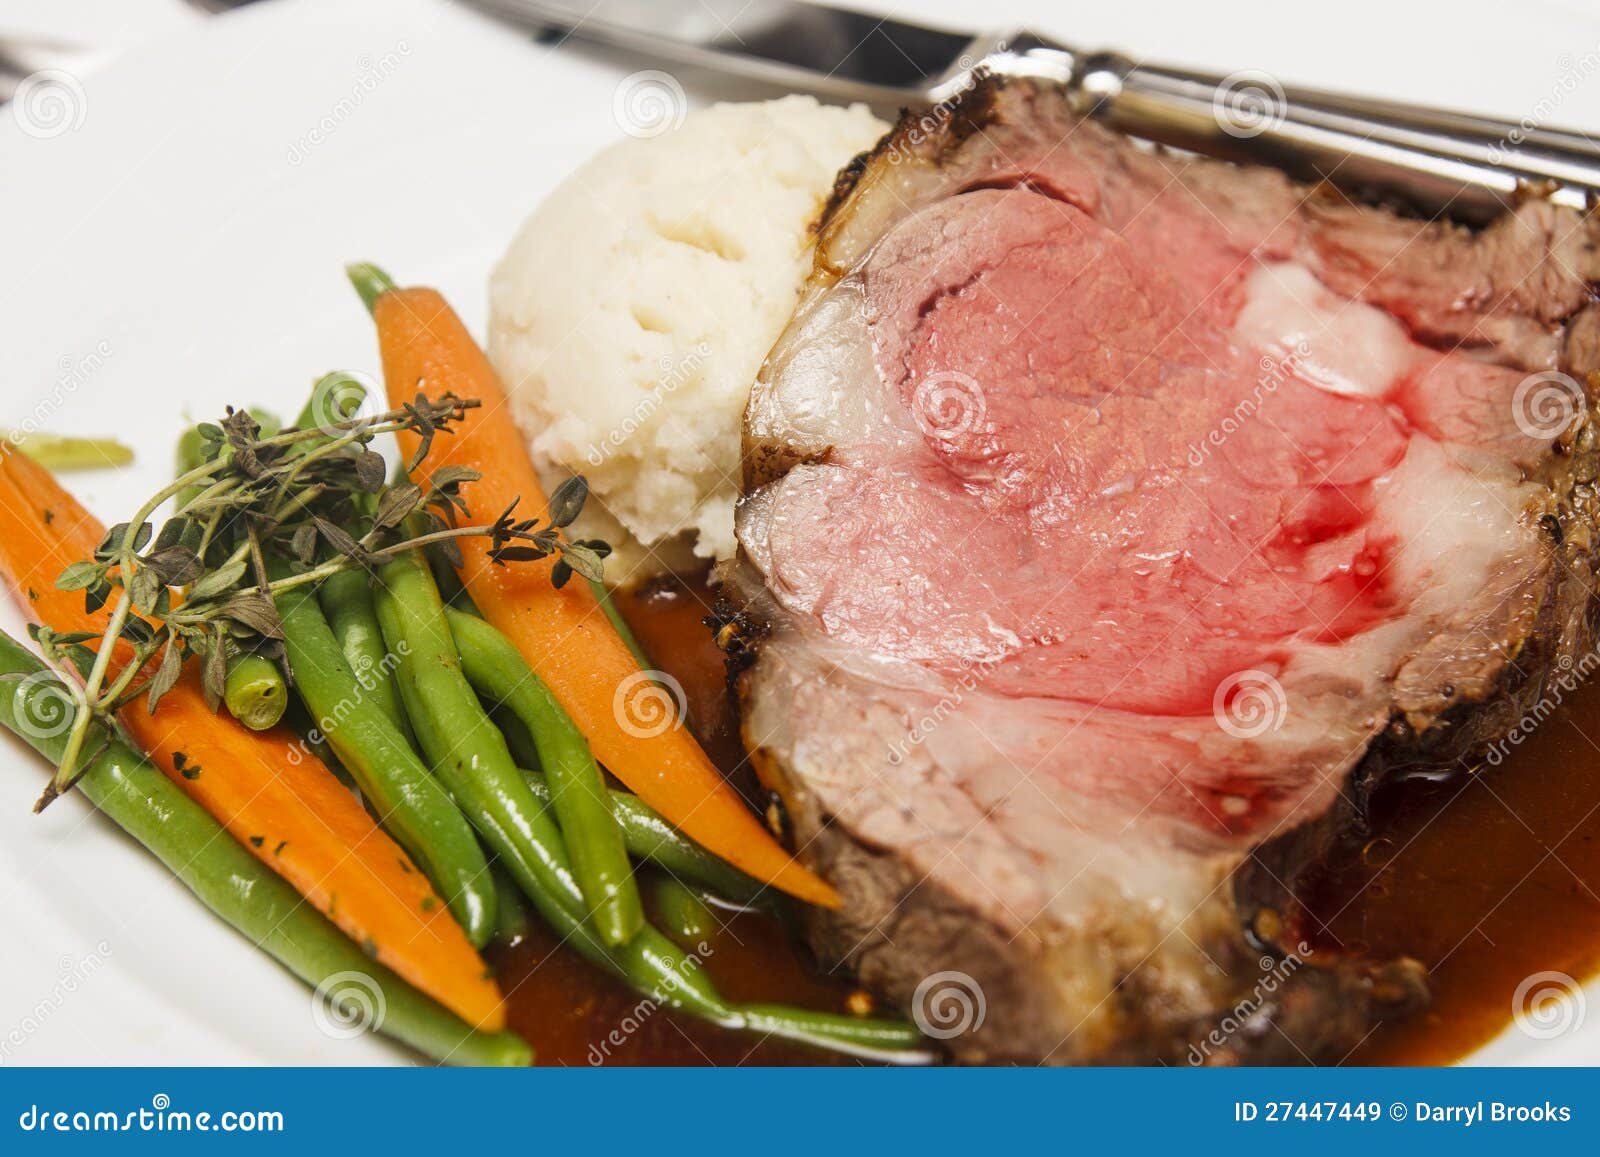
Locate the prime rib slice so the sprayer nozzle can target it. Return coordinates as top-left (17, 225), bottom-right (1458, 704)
top-left (730, 75), bottom-right (1600, 1064)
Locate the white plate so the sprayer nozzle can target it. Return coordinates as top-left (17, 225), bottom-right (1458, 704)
top-left (2, 0), bottom-right (1598, 1066)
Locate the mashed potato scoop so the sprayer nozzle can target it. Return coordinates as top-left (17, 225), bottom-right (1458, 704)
top-left (490, 96), bottom-right (887, 583)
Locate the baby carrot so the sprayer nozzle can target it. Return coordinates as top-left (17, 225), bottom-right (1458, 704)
top-left (0, 443), bottom-right (506, 1031)
top-left (0, 632), bottom-right (529, 1067)
top-left (349, 266), bottom-right (838, 910)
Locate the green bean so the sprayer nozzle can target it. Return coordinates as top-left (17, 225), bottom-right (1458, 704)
top-left (8, 432), bottom-right (134, 471)
top-left (491, 864), bottom-right (531, 947)
top-left (318, 569), bottom-right (414, 743)
top-left (291, 372), bottom-right (365, 434)
top-left (652, 877), bottom-right (716, 944)
top-left (176, 414), bottom-right (290, 731)
top-left (175, 408), bottom-right (280, 511)
top-left (222, 652), bottom-right (289, 730)
top-left (589, 578), bottom-right (651, 668)
top-left (507, 818), bottom-right (924, 1059)
top-left (346, 262), bottom-right (397, 313)
top-left (273, 570), bottom-right (495, 948)
top-left (737, 1005), bottom-right (935, 1059)
top-left (445, 607), bottom-right (643, 948)
top-left (373, 547), bottom-right (732, 1022)
top-left (375, 550), bottom-right (928, 1061)
top-left (492, 704), bottom-right (541, 772)
top-left (282, 699), bottom-right (355, 788)
top-left (279, 377), bottom-right (412, 746)
top-left (520, 769), bottom-right (767, 908)
top-left (175, 424), bottom-right (207, 499)
top-left (174, 423), bottom-right (210, 510)
top-left (428, 546), bottom-right (477, 613)
top-left (0, 632), bottom-right (529, 1067)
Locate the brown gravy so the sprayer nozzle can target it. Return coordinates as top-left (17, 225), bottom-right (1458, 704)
top-left (492, 575), bottom-right (864, 1066)
top-left (1303, 685), bottom-right (1600, 1064)
top-left (500, 573), bottom-right (1600, 1066)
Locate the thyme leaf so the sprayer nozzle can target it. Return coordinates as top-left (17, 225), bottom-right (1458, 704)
top-left (28, 385), bottom-right (606, 811)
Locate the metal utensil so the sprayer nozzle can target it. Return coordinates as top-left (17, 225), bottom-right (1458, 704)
top-left (0, 35), bottom-right (113, 105)
top-left (468, 0), bottom-right (1600, 223)
top-left (2, 2), bottom-right (265, 107)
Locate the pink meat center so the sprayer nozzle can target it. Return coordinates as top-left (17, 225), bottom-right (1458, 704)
top-left (803, 187), bottom-right (1427, 715)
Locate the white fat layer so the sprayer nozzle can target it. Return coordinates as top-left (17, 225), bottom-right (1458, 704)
top-left (746, 277), bottom-right (878, 455)
top-left (746, 274), bottom-right (926, 459)
top-left (1371, 436), bottom-right (1540, 617)
top-left (1234, 262), bottom-right (1417, 399)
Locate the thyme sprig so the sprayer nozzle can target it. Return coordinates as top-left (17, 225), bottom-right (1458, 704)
top-left (32, 392), bottom-right (607, 812)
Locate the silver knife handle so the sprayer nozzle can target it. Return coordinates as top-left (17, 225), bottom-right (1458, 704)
top-left (1058, 48), bottom-right (1599, 222)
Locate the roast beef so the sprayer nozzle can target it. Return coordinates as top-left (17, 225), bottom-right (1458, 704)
top-left (730, 75), bottom-right (1600, 1064)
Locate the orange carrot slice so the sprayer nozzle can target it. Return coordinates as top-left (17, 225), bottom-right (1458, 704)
top-left (0, 444), bottom-right (507, 1030)
top-left (367, 283), bottom-right (839, 909)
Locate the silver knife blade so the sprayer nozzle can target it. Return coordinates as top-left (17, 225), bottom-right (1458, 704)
top-left (467, 0), bottom-right (1600, 223)
top-left (0, 35), bottom-right (115, 105)
top-left (467, 0), bottom-right (1009, 103)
